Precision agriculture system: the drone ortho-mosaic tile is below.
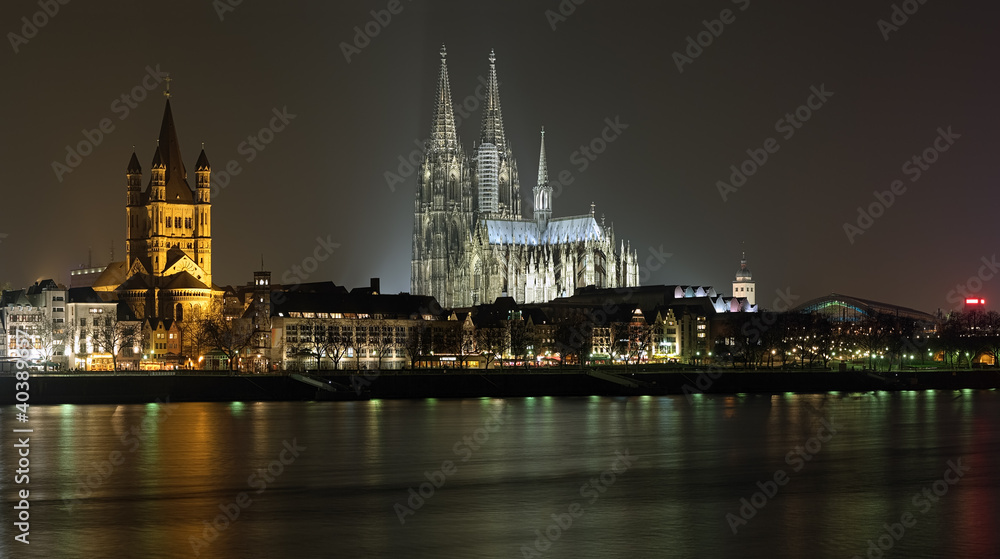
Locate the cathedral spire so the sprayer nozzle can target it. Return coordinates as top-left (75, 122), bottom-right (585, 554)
top-left (480, 48), bottom-right (506, 150)
top-left (429, 44), bottom-right (459, 153)
top-left (155, 97), bottom-right (194, 201)
top-left (533, 126), bottom-right (552, 229)
top-left (536, 126), bottom-right (548, 186)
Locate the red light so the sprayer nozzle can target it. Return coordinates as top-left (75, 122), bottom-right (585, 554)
top-left (966, 298), bottom-right (985, 305)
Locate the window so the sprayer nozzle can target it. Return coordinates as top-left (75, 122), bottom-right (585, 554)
top-left (175, 217), bottom-right (182, 228)
top-left (52, 296), bottom-right (64, 302)
top-left (185, 217), bottom-right (192, 229)
top-left (166, 217), bottom-right (172, 228)
top-left (80, 318), bottom-right (86, 327)
top-left (53, 307), bottom-right (64, 313)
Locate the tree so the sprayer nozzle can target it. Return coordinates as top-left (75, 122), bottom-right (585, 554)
top-left (92, 314), bottom-right (141, 372)
top-left (507, 320), bottom-right (529, 367)
top-left (324, 323), bottom-right (352, 370)
top-left (33, 318), bottom-right (65, 372)
top-left (177, 308), bottom-right (210, 366)
top-left (199, 304), bottom-right (254, 372)
top-left (477, 326), bottom-right (508, 369)
top-left (404, 322), bottom-right (431, 368)
top-left (368, 321), bottom-right (395, 370)
top-left (553, 309), bottom-right (593, 367)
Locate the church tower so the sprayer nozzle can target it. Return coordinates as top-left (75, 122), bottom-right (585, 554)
top-left (411, 45), bottom-right (473, 309)
top-left (473, 49), bottom-right (520, 219)
top-left (733, 252), bottom-right (755, 306)
top-left (532, 127), bottom-right (552, 229)
top-left (120, 83), bottom-right (218, 321)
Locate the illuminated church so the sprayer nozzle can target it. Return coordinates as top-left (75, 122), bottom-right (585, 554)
top-left (412, 47), bottom-right (639, 309)
top-left (95, 89), bottom-right (222, 320)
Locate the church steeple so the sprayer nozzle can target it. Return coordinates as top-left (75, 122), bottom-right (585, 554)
top-left (533, 127), bottom-right (552, 229)
top-left (480, 49), bottom-right (506, 151)
top-left (733, 250), bottom-right (755, 306)
top-left (429, 45), bottom-right (459, 153)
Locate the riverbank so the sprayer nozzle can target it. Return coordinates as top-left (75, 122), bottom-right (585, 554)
top-left (2, 367), bottom-right (999, 405)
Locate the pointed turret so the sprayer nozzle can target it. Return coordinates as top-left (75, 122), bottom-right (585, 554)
top-left (196, 147), bottom-right (210, 171)
top-left (533, 127), bottom-right (552, 229)
top-left (480, 49), bottom-right (507, 151)
top-left (127, 151), bottom-right (142, 174)
top-left (195, 146), bottom-right (211, 203)
top-left (126, 151), bottom-right (142, 207)
top-left (429, 45), bottom-right (459, 153)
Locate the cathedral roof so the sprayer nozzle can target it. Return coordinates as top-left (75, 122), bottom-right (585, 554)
top-left (118, 273), bottom-right (150, 291)
top-left (151, 99), bottom-right (195, 203)
top-left (163, 272), bottom-right (210, 291)
top-left (93, 261), bottom-right (128, 290)
top-left (483, 215), bottom-right (605, 245)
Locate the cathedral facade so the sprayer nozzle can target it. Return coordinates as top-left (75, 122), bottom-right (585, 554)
top-left (112, 94), bottom-right (221, 321)
top-left (411, 47), bottom-right (640, 309)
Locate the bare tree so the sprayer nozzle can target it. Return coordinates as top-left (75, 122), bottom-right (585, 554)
top-left (404, 322), bottom-right (431, 368)
top-left (507, 320), bottom-right (529, 368)
top-left (368, 320), bottom-right (395, 370)
top-left (477, 326), bottom-right (508, 369)
top-left (92, 314), bottom-right (141, 372)
top-left (199, 304), bottom-right (254, 372)
top-left (324, 323), bottom-right (352, 371)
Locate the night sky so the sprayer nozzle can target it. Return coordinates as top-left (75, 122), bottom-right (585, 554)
top-left (1, 1), bottom-right (996, 315)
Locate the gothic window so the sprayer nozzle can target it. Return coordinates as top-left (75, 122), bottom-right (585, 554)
top-left (166, 218), bottom-right (171, 228)
top-left (175, 217), bottom-right (182, 228)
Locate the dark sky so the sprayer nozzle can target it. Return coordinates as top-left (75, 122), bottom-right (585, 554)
top-left (1, 1), bottom-right (997, 314)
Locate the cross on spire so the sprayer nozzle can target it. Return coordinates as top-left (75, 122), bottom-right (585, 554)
top-left (163, 75), bottom-right (172, 98)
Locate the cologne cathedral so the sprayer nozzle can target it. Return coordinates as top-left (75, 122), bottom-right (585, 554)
top-left (411, 47), bottom-right (640, 309)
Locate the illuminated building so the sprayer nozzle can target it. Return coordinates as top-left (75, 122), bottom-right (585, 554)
top-left (94, 88), bottom-right (223, 321)
top-left (732, 252), bottom-right (755, 306)
top-left (411, 47), bottom-right (639, 309)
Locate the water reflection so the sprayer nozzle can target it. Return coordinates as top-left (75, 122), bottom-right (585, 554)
top-left (0, 390), bottom-right (997, 558)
